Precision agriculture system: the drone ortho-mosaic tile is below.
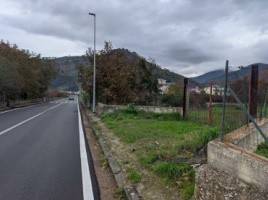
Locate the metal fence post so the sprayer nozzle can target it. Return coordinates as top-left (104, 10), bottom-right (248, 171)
top-left (183, 78), bottom-right (189, 119)
top-left (208, 83), bottom-right (213, 125)
top-left (221, 60), bottom-right (229, 141)
top-left (249, 64), bottom-right (259, 119)
top-left (264, 90), bottom-right (268, 118)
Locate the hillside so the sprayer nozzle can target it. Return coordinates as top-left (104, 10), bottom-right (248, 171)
top-left (50, 56), bottom-right (89, 91)
top-left (193, 63), bottom-right (268, 85)
top-left (193, 69), bottom-right (225, 84)
top-left (111, 49), bottom-right (185, 82)
top-left (50, 49), bottom-right (185, 91)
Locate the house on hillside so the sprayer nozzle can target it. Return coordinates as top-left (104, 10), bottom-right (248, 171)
top-left (189, 86), bottom-right (201, 94)
top-left (203, 85), bottom-right (224, 96)
top-left (158, 79), bottom-right (173, 94)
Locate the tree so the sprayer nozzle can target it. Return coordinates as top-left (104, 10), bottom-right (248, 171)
top-left (161, 83), bottom-right (183, 107)
top-left (0, 41), bottom-right (56, 105)
top-left (78, 42), bottom-right (159, 105)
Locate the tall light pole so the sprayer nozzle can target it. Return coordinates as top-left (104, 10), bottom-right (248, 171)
top-left (89, 12), bottom-right (96, 113)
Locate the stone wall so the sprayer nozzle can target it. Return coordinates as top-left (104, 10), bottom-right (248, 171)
top-left (96, 103), bottom-right (183, 116)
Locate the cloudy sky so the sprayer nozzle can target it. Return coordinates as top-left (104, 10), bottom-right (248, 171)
top-left (1, 0), bottom-right (268, 77)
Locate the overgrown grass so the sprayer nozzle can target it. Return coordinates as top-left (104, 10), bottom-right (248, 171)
top-left (255, 143), bottom-right (268, 158)
top-left (113, 188), bottom-right (128, 200)
top-left (127, 168), bottom-right (142, 184)
top-left (101, 109), bottom-right (219, 199)
top-left (188, 105), bottom-right (248, 133)
top-left (102, 110), bottom-right (218, 146)
top-left (153, 162), bottom-right (195, 199)
top-left (153, 162), bottom-right (193, 179)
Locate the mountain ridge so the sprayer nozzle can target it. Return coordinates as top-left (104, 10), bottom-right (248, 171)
top-left (193, 63), bottom-right (268, 85)
top-left (50, 48), bottom-right (186, 90)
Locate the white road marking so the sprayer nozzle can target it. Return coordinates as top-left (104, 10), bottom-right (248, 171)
top-left (0, 105), bottom-right (36, 115)
top-left (0, 103), bottom-right (63, 136)
top-left (77, 101), bottom-right (95, 200)
top-left (0, 98), bottom-right (68, 115)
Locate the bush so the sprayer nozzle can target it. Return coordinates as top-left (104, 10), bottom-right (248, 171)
top-left (161, 94), bottom-right (182, 107)
top-left (153, 162), bottom-right (193, 180)
top-left (153, 162), bottom-right (195, 199)
top-left (80, 91), bottom-right (91, 106)
top-left (127, 169), bottom-right (142, 184)
top-left (125, 104), bottom-right (138, 114)
top-left (139, 153), bottom-right (159, 166)
top-left (255, 142), bottom-right (268, 158)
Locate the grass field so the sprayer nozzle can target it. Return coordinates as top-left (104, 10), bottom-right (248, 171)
top-left (188, 105), bottom-right (248, 133)
top-left (255, 143), bottom-right (268, 158)
top-left (101, 109), bottom-right (219, 199)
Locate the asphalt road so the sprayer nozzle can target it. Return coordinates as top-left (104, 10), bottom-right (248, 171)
top-left (0, 99), bottom-right (96, 200)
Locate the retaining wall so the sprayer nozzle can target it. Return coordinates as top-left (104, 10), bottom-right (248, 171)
top-left (224, 119), bottom-right (268, 152)
top-left (208, 140), bottom-right (268, 191)
top-left (96, 103), bottom-right (183, 116)
top-left (196, 120), bottom-right (268, 199)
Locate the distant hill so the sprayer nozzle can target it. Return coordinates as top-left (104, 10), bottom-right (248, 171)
top-left (193, 69), bottom-right (225, 84)
top-left (103, 48), bottom-right (185, 83)
top-left (50, 56), bottom-right (89, 91)
top-left (193, 63), bottom-right (268, 85)
top-left (50, 49), bottom-right (186, 91)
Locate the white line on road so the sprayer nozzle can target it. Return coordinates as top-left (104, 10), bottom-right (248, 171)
top-left (0, 103), bottom-right (64, 136)
top-left (0, 105), bottom-right (36, 115)
top-left (77, 102), bottom-right (95, 200)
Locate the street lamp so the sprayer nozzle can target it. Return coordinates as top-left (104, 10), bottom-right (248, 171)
top-left (89, 12), bottom-right (96, 113)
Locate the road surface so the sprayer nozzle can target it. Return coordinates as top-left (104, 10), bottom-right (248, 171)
top-left (0, 99), bottom-right (97, 200)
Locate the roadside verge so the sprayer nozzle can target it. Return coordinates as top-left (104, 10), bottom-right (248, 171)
top-left (80, 103), bottom-right (141, 200)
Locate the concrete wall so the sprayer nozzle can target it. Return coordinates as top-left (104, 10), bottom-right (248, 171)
top-left (207, 140), bottom-right (268, 191)
top-left (196, 120), bottom-right (268, 199)
top-left (224, 119), bottom-right (268, 152)
top-left (96, 103), bottom-right (183, 116)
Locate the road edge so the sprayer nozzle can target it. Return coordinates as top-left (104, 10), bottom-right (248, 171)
top-left (80, 104), bottom-right (141, 200)
top-left (78, 102), bottom-right (100, 200)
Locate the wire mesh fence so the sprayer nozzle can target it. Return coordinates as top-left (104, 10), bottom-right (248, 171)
top-left (186, 63), bottom-right (268, 139)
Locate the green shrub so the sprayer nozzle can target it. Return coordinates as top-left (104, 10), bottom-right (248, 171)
top-left (139, 153), bottom-right (159, 166)
top-left (127, 169), bottom-right (142, 184)
top-left (180, 180), bottom-right (195, 200)
top-left (153, 162), bottom-right (195, 199)
top-left (125, 104), bottom-right (138, 114)
top-left (114, 188), bottom-right (127, 200)
top-left (153, 162), bottom-right (193, 179)
top-left (255, 142), bottom-right (268, 158)
top-left (80, 90), bottom-right (91, 106)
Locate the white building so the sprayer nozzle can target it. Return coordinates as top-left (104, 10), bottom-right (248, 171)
top-left (189, 86), bottom-right (201, 94)
top-left (203, 85), bottom-right (224, 96)
top-left (158, 79), bottom-right (173, 94)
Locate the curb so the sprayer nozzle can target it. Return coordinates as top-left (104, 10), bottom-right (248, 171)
top-left (81, 106), bottom-right (141, 200)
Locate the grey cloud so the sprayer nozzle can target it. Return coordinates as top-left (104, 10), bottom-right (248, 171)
top-left (1, 0), bottom-right (268, 76)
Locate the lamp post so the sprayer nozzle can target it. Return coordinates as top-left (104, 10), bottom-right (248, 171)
top-left (89, 12), bottom-right (96, 113)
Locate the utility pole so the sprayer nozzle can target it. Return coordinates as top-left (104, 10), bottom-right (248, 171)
top-left (89, 12), bottom-right (96, 113)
